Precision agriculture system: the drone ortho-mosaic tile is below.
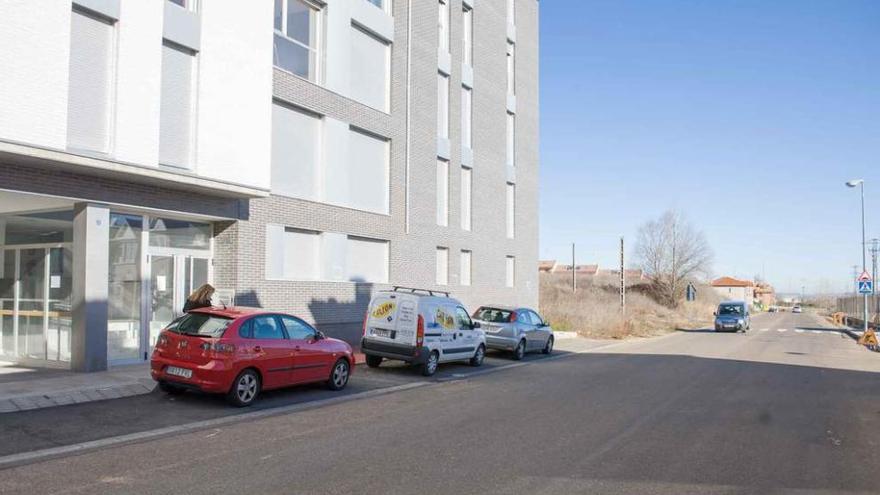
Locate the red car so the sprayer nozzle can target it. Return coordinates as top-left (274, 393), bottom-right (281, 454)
top-left (151, 307), bottom-right (354, 407)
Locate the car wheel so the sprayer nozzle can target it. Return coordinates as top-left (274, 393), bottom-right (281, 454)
top-left (421, 351), bottom-right (439, 376)
top-left (365, 355), bottom-right (383, 368)
top-left (542, 336), bottom-right (554, 355)
top-left (327, 359), bottom-right (350, 391)
top-left (158, 381), bottom-right (186, 395)
top-left (226, 369), bottom-right (260, 407)
top-left (470, 345), bottom-right (485, 367)
top-left (512, 340), bottom-right (526, 361)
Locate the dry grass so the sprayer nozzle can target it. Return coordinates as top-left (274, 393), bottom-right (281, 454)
top-left (539, 274), bottom-right (720, 339)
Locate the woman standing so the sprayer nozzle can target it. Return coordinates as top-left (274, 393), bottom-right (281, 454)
top-left (183, 283), bottom-right (215, 313)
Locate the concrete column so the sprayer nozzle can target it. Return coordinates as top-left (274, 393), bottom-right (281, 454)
top-left (71, 203), bottom-right (110, 372)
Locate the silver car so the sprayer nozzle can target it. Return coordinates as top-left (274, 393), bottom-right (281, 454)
top-left (472, 306), bottom-right (554, 360)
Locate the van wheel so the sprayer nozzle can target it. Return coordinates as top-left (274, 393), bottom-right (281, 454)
top-left (327, 359), bottom-right (350, 391)
top-left (158, 381), bottom-right (186, 395)
top-left (512, 340), bottom-right (526, 361)
top-left (226, 369), bottom-right (260, 407)
top-left (421, 351), bottom-right (439, 376)
top-left (365, 355), bottom-right (383, 368)
top-left (542, 336), bottom-right (554, 355)
top-left (470, 345), bottom-right (485, 367)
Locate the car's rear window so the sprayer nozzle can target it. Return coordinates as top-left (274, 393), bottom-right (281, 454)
top-left (473, 307), bottom-right (513, 323)
top-left (166, 313), bottom-right (233, 338)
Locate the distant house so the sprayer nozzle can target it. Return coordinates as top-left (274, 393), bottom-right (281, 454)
top-left (711, 276), bottom-right (755, 302)
top-left (568, 264), bottom-right (599, 275)
top-left (753, 282), bottom-right (777, 307)
top-left (538, 260), bottom-right (558, 273)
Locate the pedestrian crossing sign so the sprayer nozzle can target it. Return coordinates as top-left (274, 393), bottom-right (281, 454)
top-left (858, 280), bottom-right (874, 294)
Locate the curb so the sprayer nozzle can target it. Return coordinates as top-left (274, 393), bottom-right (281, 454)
top-left (0, 380), bottom-right (156, 414)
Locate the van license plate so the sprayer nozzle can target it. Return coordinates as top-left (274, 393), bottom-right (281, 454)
top-left (166, 366), bottom-right (192, 379)
top-left (372, 329), bottom-right (395, 339)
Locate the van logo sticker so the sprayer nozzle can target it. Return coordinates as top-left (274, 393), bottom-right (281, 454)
top-left (372, 302), bottom-right (396, 319)
top-left (435, 308), bottom-right (456, 329)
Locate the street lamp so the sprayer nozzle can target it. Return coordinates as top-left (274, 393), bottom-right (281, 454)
top-left (846, 179), bottom-right (869, 333)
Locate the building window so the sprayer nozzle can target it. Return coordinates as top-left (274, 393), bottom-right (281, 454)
top-left (507, 0), bottom-right (515, 25)
top-left (437, 159), bottom-right (449, 227)
top-left (436, 247), bottom-right (449, 285)
top-left (506, 183), bottom-right (515, 239)
top-left (506, 112), bottom-right (515, 167)
top-left (460, 250), bottom-right (472, 286)
top-left (167, 0), bottom-right (198, 11)
top-left (507, 41), bottom-right (515, 96)
top-left (159, 41), bottom-right (197, 169)
top-left (108, 214), bottom-right (143, 362)
top-left (274, 0), bottom-right (323, 83)
top-left (347, 236), bottom-right (389, 283)
top-left (506, 255), bottom-right (515, 287)
top-left (462, 86), bottom-right (472, 149)
top-left (364, 0), bottom-right (385, 11)
top-left (462, 6), bottom-right (473, 66)
top-left (461, 167), bottom-right (472, 231)
top-left (437, 73), bottom-right (449, 139)
top-left (265, 226), bottom-right (389, 283)
top-left (67, 7), bottom-right (116, 154)
top-left (273, 227), bottom-right (321, 280)
top-left (438, 0), bottom-right (450, 53)
top-left (345, 127), bottom-right (390, 214)
top-left (271, 103), bottom-right (322, 201)
top-left (349, 24), bottom-right (390, 111)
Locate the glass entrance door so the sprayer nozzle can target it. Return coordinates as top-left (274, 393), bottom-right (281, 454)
top-left (148, 254), bottom-right (210, 348)
top-left (0, 246), bottom-right (72, 363)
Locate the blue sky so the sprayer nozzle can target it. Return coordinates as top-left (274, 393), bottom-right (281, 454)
top-left (539, 0), bottom-right (880, 294)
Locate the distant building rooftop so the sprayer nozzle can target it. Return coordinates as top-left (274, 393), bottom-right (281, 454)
top-left (711, 276), bottom-right (754, 288)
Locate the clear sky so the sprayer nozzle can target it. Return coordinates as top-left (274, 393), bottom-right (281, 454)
top-left (539, 0), bottom-right (880, 294)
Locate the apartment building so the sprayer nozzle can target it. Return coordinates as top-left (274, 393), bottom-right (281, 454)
top-left (0, 0), bottom-right (539, 372)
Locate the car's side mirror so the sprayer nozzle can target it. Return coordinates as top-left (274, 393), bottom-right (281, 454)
top-left (314, 331), bottom-right (325, 340)
top-left (712, 311), bottom-right (717, 316)
top-left (472, 322), bottom-right (481, 329)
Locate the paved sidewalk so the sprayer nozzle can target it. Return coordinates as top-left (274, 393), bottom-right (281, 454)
top-left (0, 362), bottom-right (154, 413)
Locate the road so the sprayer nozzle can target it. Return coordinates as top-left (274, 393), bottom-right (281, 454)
top-left (2, 311), bottom-right (880, 494)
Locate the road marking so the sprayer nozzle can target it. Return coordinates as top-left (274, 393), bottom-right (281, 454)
top-left (777, 328), bottom-right (787, 333)
top-left (812, 330), bottom-right (822, 334)
top-left (795, 329), bottom-right (805, 333)
top-left (759, 328), bottom-right (769, 332)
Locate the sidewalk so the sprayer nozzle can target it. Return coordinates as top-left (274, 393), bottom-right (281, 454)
top-left (0, 362), bottom-right (155, 413)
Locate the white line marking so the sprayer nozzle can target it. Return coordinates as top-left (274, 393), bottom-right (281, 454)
top-left (795, 329), bottom-right (805, 333)
top-left (760, 328), bottom-right (769, 332)
top-left (777, 328), bottom-right (787, 333)
top-left (812, 330), bottom-right (822, 334)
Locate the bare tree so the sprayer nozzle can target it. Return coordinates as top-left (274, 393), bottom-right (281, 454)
top-left (635, 210), bottom-right (713, 307)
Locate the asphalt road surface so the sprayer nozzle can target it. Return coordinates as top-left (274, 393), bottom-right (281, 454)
top-left (2, 312), bottom-right (879, 494)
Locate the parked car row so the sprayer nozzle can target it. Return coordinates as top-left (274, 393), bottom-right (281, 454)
top-left (360, 287), bottom-right (554, 376)
top-left (151, 287), bottom-right (553, 407)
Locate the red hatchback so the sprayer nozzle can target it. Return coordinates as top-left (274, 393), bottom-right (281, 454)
top-left (150, 307), bottom-right (354, 407)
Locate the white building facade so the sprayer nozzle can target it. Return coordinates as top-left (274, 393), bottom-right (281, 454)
top-left (0, 0), bottom-right (539, 371)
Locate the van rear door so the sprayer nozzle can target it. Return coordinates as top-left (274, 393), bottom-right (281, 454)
top-left (365, 293), bottom-right (418, 347)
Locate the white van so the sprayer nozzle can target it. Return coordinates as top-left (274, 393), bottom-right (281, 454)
top-left (361, 287), bottom-right (486, 376)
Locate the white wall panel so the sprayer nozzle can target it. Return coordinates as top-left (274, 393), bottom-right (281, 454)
top-left (113, 0), bottom-right (163, 166)
top-left (196, 0), bottom-right (273, 188)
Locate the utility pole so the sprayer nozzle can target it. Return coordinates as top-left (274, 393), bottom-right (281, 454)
top-left (620, 237), bottom-right (626, 314)
top-left (871, 238), bottom-right (879, 320)
top-left (571, 243), bottom-right (576, 293)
